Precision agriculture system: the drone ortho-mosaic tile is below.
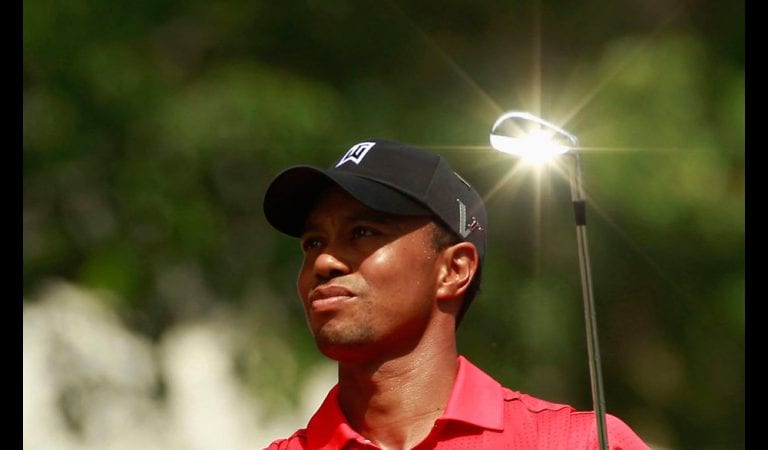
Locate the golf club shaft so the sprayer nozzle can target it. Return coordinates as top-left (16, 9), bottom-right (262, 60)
top-left (570, 153), bottom-right (609, 450)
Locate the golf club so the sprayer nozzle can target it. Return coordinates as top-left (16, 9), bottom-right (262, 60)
top-left (490, 111), bottom-right (609, 450)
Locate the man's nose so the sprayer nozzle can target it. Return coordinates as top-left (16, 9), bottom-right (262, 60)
top-left (313, 246), bottom-right (351, 280)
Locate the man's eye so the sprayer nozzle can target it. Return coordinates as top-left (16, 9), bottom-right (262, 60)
top-left (301, 237), bottom-right (323, 251)
top-left (352, 227), bottom-right (375, 239)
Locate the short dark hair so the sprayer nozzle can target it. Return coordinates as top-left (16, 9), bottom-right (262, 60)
top-left (431, 222), bottom-right (483, 327)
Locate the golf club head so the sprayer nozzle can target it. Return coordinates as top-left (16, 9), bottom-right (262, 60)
top-left (490, 111), bottom-right (578, 159)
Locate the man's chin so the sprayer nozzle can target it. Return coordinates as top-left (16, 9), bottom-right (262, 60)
top-left (314, 326), bottom-right (376, 361)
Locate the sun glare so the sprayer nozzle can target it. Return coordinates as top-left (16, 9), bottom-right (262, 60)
top-left (490, 129), bottom-right (570, 166)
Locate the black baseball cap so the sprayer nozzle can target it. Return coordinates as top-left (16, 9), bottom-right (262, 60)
top-left (262, 139), bottom-right (486, 262)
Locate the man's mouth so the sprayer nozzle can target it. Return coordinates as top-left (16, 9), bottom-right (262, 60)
top-left (309, 285), bottom-right (356, 311)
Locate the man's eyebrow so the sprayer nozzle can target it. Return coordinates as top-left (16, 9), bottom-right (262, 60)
top-left (346, 210), bottom-right (400, 224)
top-left (301, 210), bottom-right (404, 236)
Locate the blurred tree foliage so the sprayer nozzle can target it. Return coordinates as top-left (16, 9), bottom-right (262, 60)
top-left (24, 1), bottom-right (743, 449)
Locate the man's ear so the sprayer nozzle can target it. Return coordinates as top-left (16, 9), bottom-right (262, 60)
top-left (436, 242), bottom-right (479, 300)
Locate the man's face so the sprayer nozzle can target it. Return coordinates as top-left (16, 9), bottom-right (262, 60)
top-left (296, 186), bottom-right (444, 363)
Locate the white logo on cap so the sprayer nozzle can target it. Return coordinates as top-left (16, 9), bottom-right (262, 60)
top-left (336, 142), bottom-right (376, 167)
top-left (457, 199), bottom-right (482, 237)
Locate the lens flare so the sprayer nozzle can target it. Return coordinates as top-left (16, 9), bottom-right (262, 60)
top-left (490, 111), bottom-right (578, 167)
top-left (490, 129), bottom-right (570, 165)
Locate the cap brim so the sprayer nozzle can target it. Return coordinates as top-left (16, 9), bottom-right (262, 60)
top-left (263, 166), bottom-right (432, 237)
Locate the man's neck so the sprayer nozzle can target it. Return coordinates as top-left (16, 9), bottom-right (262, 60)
top-left (337, 346), bottom-right (459, 450)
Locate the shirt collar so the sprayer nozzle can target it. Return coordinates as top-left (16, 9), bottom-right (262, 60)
top-left (304, 356), bottom-right (505, 449)
top-left (305, 385), bottom-right (363, 450)
top-left (438, 355), bottom-right (505, 431)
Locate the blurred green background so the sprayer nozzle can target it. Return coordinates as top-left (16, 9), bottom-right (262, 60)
top-left (23, 1), bottom-right (744, 449)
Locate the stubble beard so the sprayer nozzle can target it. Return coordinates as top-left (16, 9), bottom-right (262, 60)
top-left (310, 301), bottom-right (378, 360)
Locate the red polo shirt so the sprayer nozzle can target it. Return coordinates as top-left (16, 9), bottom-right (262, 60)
top-left (264, 356), bottom-right (649, 450)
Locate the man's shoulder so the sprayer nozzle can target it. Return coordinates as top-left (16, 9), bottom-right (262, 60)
top-left (501, 387), bottom-right (575, 413)
top-left (262, 429), bottom-right (308, 450)
top-left (499, 387), bottom-right (650, 449)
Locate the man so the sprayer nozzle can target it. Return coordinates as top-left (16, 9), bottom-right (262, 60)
top-left (262, 139), bottom-right (649, 449)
